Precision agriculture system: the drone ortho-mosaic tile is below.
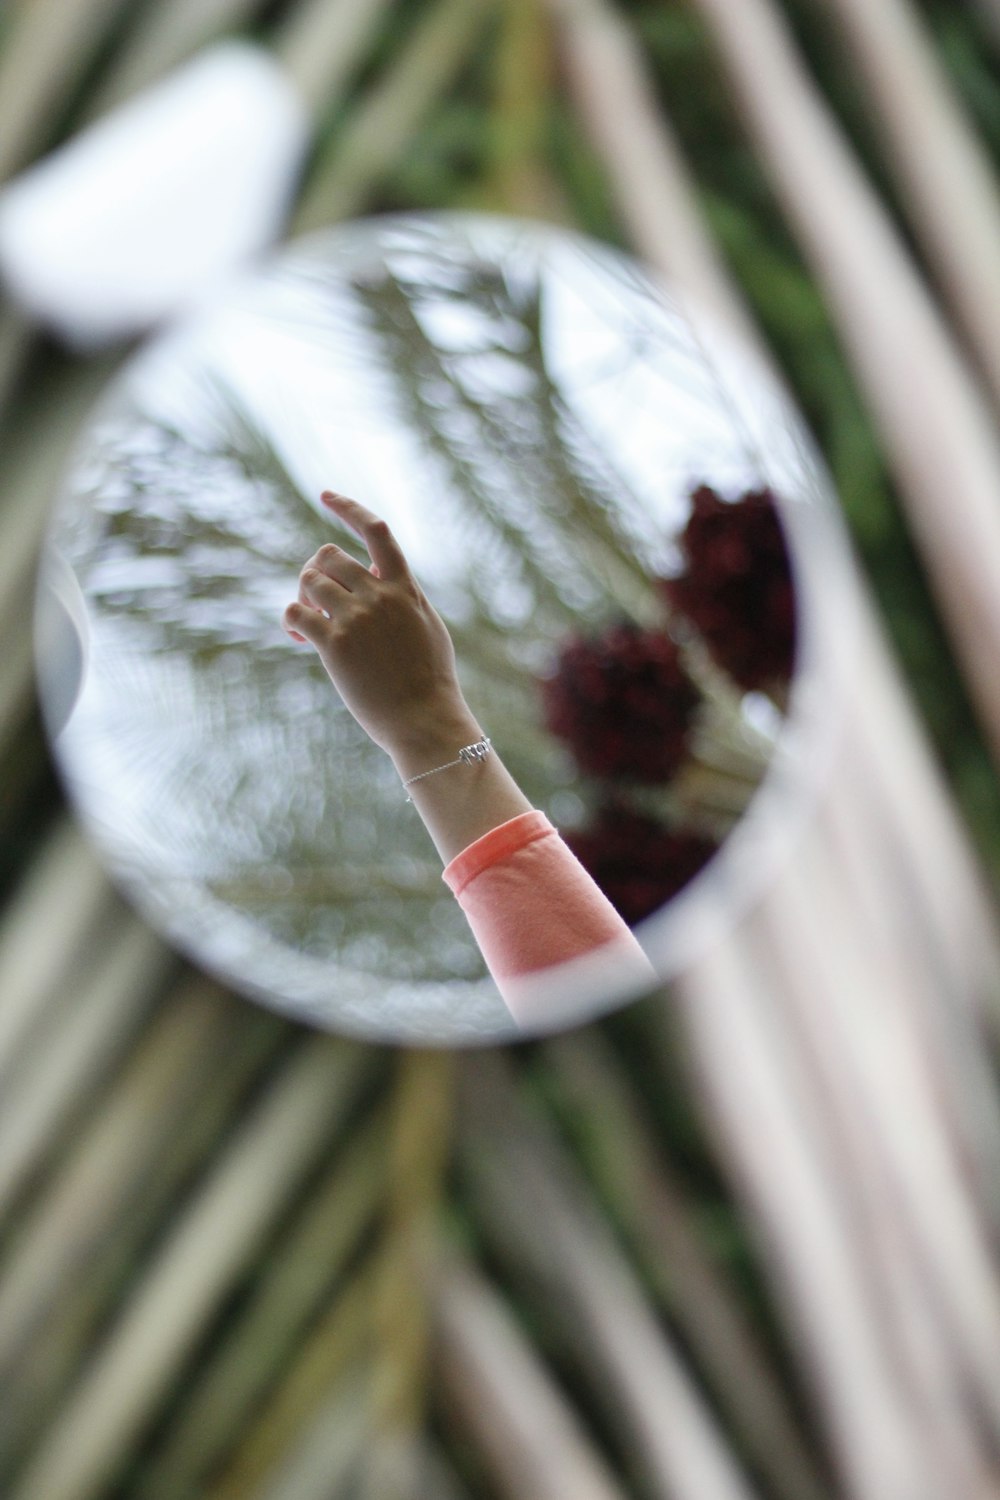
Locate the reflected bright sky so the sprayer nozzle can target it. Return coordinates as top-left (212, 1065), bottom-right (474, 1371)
top-left (38, 214), bottom-right (818, 1045)
top-left (121, 219), bottom-right (773, 592)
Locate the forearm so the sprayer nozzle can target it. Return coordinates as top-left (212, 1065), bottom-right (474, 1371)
top-left (284, 492), bottom-right (653, 1026)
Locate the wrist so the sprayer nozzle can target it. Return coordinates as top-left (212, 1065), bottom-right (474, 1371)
top-left (385, 703), bottom-right (485, 782)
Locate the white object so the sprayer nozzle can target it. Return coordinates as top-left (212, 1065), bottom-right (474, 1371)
top-left (0, 42), bottom-right (309, 349)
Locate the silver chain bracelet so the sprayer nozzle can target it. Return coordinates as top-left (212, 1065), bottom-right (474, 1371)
top-left (403, 737), bottom-right (492, 802)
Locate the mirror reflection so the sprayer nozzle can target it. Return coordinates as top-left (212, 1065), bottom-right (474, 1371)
top-left (36, 214), bottom-right (801, 1044)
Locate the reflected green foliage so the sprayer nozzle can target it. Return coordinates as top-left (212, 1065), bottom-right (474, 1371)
top-left (59, 404), bottom-right (483, 1003)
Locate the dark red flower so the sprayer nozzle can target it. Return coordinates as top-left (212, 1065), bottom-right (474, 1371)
top-left (564, 805), bottom-right (717, 925)
top-left (540, 622), bottom-right (699, 783)
top-left (660, 484), bottom-right (796, 692)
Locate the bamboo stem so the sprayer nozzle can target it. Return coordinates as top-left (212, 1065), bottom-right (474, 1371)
top-left (673, 930), bottom-right (944, 1500)
top-left (138, 1110), bottom-right (386, 1499)
top-left (821, 682), bottom-right (1000, 1219)
top-left (434, 1256), bottom-right (629, 1500)
top-left (0, 354), bottom-right (119, 625)
top-left (752, 822), bottom-right (1000, 1461)
top-left (971, 0), bottom-right (1000, 49)
top-left (822, 0), bottom-right (1000, 415)
top-left (689, 0), bottom-right (1000, 770)
top-left (0, 978), bottom-right (243, 1375)
top-left (487, 0), bottom-right (564, 218)
top-left (0, 915), bottom-right (173, 1223)
top-left (0, 819), bottom-right (109, 1086)
top-left (252, 1374), bottom-right (370, 1500)
top-left (544, 0), bottom-right (760, 353)
top-left (80, 0), bottom-right (268, 120)
top-left (0, 630), bottom-right (37, 773)
top-left (291, 0), bottom-right (496, 233)
top-left (8, 1037), bottom-right (374, 1500)
top-left (275, 0), bottom-right (396, 123)
top-left (459, 1053), bottom-right (762, 1500)
top-left (0, 710), bottom-right (53, 837)
top-left (542, 1029), bottom-right (836, 1500)
top-left (0, 988), bottom-right (286, 1479)
top-left (208, 1271), bottom-right (376, 1500)
top-left (0, 305), bottom-right (35, 423)
top-left (0, 0), bottom-right (135, 181)
top-left (365, 1050), bottom-right (454, 1500)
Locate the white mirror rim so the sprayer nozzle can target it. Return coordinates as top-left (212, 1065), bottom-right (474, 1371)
top-left (35, 212), bottom-right (856, 1044)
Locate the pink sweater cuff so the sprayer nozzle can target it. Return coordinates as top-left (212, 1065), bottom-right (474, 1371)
top-left (443, 810), bottom-right (554, 898)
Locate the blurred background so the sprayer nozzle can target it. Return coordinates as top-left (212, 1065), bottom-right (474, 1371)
top-left (3, 0), bottom-right (1000, 1496)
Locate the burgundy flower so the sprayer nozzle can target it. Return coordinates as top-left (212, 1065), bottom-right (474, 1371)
top-left (660, 484), bottom-right (796, 692)
top-left (565, 805), bottom-right (717, 925)
top-left (540, 622), bottom-right (699, 783)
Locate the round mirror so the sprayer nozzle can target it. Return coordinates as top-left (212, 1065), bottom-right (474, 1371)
top-left (35, 213), bottom-right (844, 1044)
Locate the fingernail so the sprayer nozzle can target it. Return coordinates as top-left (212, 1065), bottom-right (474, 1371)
top-left (321, 490), bottom-right (343, 503)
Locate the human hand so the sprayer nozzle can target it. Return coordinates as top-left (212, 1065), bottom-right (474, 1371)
top-left (283, 493), bottom-right (477, 763)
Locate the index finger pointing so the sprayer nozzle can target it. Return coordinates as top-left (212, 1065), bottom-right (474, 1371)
top-left (321, 492), bottom-right (409, 582)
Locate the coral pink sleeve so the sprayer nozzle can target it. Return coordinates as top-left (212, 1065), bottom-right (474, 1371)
top-left (442, 811), bottom-right (655, 1028)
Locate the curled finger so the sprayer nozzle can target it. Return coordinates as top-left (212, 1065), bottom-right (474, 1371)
top-left (311, 541), bottom-right (372, 592)
top-left (283, 599), bottom-right (326, 645)
top-left (300, 565), bottom-right (352, 616)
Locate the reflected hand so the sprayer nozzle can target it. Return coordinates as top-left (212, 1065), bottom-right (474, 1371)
top-left (283, 493), bottom-right (476, 760)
